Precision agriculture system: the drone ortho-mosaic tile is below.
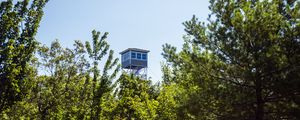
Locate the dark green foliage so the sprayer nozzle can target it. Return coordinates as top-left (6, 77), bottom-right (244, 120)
top-left (1, 0), bottom-right (300, 119)
top-left (0, 0), bottom-right (48, 112)
top-left (162, 0), bottom-right (300, 119)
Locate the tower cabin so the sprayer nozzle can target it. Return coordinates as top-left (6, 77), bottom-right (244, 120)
top-left (120, 48), bottom-right (149, 70)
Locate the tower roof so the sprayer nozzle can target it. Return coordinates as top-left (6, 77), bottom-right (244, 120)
top-left (120, 48), bottom-right (150, 54)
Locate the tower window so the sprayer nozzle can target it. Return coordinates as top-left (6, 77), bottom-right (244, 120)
top-left (137, 53), bottom-right (141, 59)
top-left (142, 54), bottom-right (147, 60)
top-left (131, 52), bottom-right (136, 58)
top-left (124, 52), bottom-right (129, 60)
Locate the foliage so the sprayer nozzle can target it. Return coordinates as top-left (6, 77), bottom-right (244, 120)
top-left (112, 74), bottom-right (159, 120)
top-left (85, 30), bottom-right (120, 119)
top-left (1, 0), bottom-right (300, 119)
top-left (0, 30), bottom-right (120, 119)
top-left (0, 0), bottom-right (48, 111)
top-left (162, 0), bottom-right (300, 119)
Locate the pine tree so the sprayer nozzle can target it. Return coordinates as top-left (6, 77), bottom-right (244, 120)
top-left (163, 0), bottom-right (300, 119)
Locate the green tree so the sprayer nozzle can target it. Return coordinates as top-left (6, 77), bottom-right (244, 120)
top-left (85, 30), bottom-right (120, 119)
top-left (0, 0), bottom-right (48, 111)
top-left (0, 40), bottom-right (88, 119)
top-left (35, 40), bottom-right (90, 119)
top-left (162, 40), bottom-right (226, 119)
top-left (163, 0), bottom-right (300, 119)
top-left (1, 30), bottom-right (120, 119)
top-left (113, 74), bottom-right (158, 120)
top-left (156, 83), bottom-right (182, 120)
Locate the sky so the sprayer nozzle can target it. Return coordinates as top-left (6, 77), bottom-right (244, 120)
top-left (36, 0), bottom-right (211, 82)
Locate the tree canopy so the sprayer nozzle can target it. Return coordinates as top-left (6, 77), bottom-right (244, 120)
top-left (162, 0), bottom-right (300, 119)
top-left (1, 0), bottom-right (299, 119)
top-left (0, 0), bottom-right (48, 112)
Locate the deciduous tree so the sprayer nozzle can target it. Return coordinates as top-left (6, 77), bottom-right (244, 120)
top-left (0, 0), bottom-right (48, 111)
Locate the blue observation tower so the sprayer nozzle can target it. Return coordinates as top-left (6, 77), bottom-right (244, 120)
top-left (120, 48), bottom-right (149, 79)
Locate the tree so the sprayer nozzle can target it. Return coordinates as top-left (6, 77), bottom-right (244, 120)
top-left (85, 30), bottom-right (120, 119)
top-left (163, 0), bottom-right (300, 119)
top-left (0, 29), bottom-right (121, 119)
top-left (113, 74), bottom-right (158, 120)
top-left (35, 40), bottom-right (90, 119)
top-left (156, 83), bottom-right (182, 120)
top-left (162, 40), bottom-right (228, 119)
top-left (33, 29), bottom-right (121, 119)
top-left (0, 0), bottom-right (49, 111)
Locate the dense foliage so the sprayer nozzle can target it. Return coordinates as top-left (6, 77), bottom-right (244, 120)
top-left (162, 0), bottom-right (300, 119)
top-left (0, 0), bottom-right (299, 119)
top-left (0, 0), bottom-right (48, 112)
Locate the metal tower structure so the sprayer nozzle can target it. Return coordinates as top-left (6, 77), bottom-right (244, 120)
top-left (120, 48), bottom-right (149, 79)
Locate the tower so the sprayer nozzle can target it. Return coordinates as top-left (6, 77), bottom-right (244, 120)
top-left (120, 48), bottom-right (149, 79)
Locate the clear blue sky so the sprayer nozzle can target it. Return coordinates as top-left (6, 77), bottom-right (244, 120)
top-left (36, 0), bottom-right (210, 82)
